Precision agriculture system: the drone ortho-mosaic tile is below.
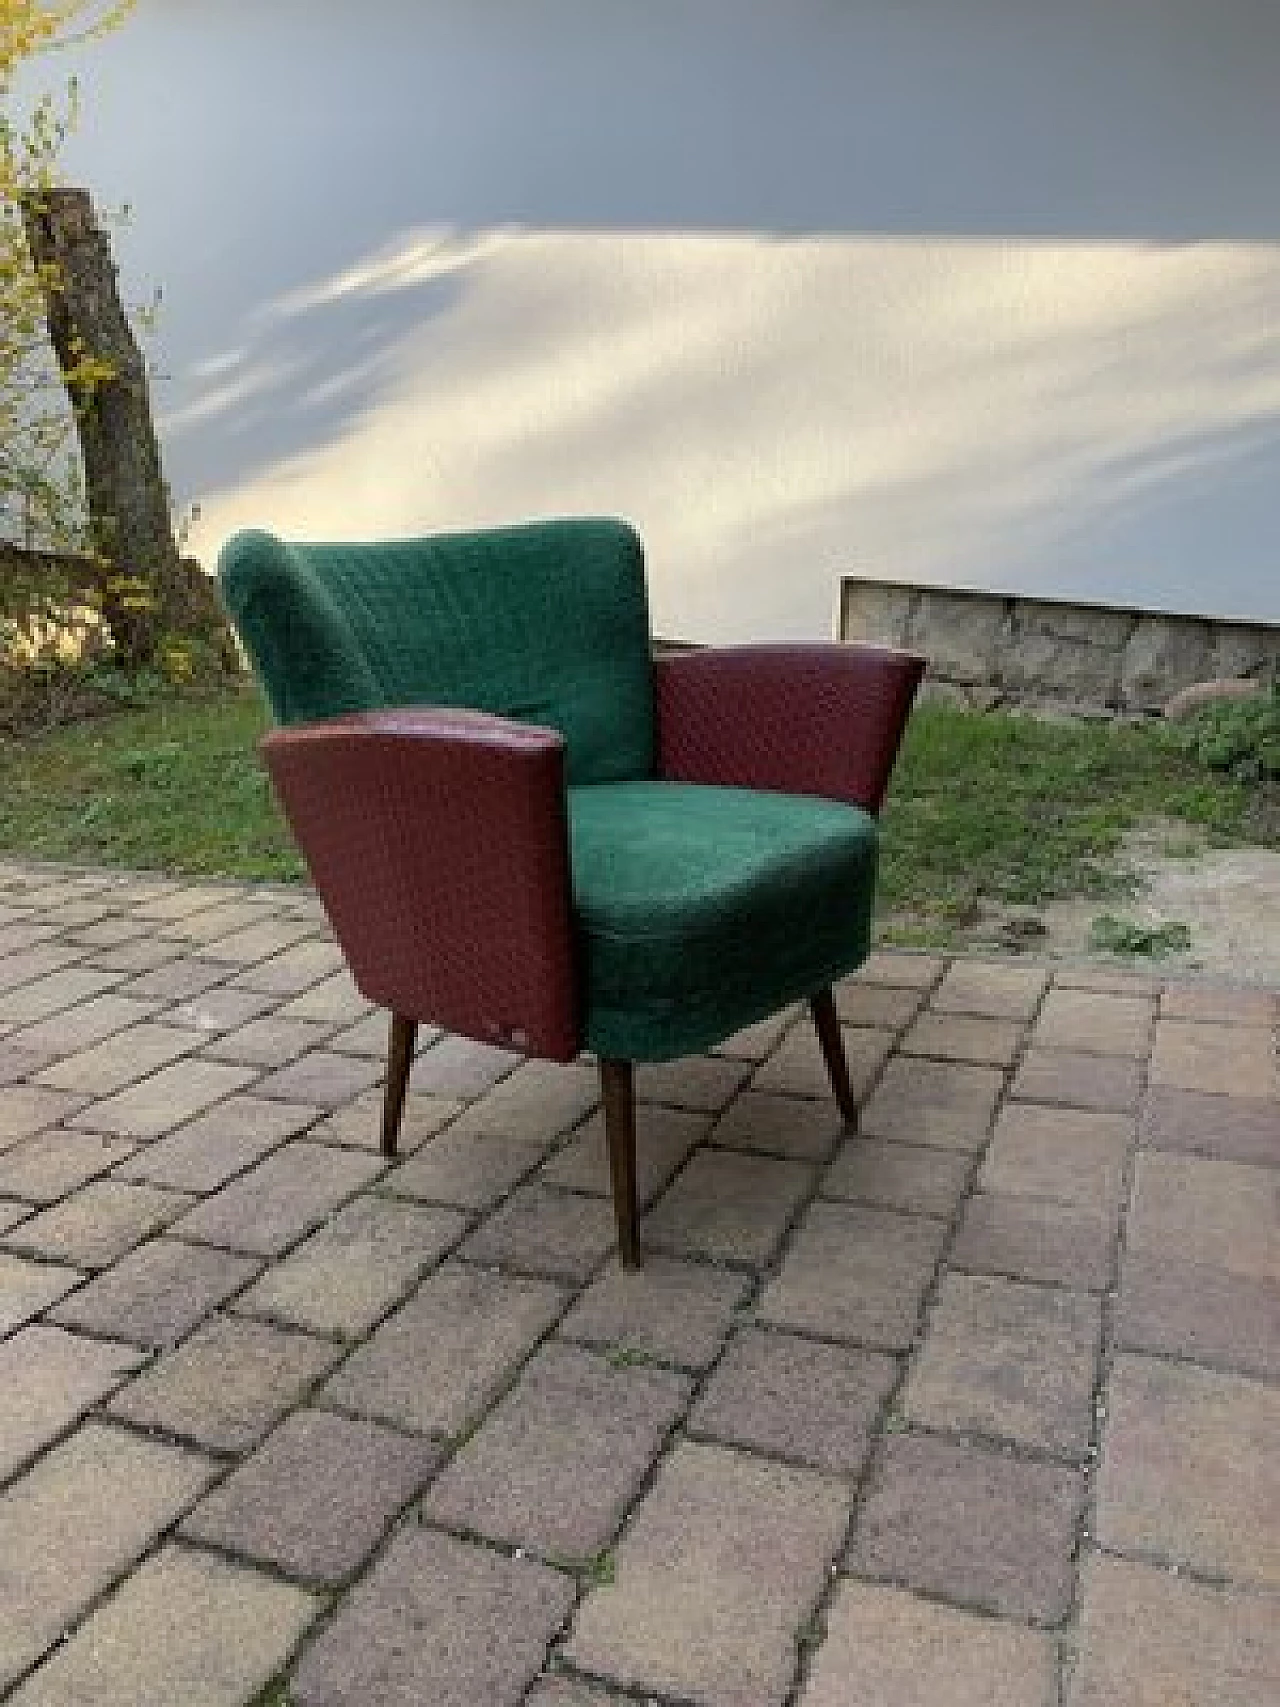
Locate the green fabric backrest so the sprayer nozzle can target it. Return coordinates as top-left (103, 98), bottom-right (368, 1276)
top-left (217, 517), bottom-right (656, 785)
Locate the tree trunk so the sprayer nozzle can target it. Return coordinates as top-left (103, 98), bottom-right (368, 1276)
top-left (20, 187), bottom-right (231, 672)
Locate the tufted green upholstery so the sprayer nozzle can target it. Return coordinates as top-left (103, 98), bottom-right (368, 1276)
top-left (218, 518), bottom-right (655, 786)
top-left (569, 781), bottom-right (877, 1059)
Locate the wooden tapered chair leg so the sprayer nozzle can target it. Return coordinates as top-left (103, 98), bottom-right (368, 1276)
top-left (600, 1058), bottom-right (641, 1268)
top-left (810, 987), bottom-right (858, 1126)
top-left (381, 1013), bottom-right (417, 1157)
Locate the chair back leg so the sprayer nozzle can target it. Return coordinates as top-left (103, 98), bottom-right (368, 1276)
top-left (381, 1013), bottom-right (418, 1156)
top-left (600, 1058), bottom-right (641, 1267)
top-left (810, 988), bottom-right (859, 1125)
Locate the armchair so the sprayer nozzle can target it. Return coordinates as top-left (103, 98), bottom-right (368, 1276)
top-left (218, 518), bottom-right (924, 1267)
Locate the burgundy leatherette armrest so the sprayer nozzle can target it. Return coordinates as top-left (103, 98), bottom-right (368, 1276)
top-left (654, 644), bottom-right (926, 814)
top-left (261, 708), bottom-right (579, 1058)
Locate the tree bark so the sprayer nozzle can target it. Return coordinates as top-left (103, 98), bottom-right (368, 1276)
top-left (20, 187), bottom-right (231, 671)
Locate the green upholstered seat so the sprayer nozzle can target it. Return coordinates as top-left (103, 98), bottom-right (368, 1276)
top-left (569, 781), bottom-right (877, 1060)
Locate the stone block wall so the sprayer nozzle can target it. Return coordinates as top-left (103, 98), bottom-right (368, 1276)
top-left (840, 579), bottom-right (1279, 714)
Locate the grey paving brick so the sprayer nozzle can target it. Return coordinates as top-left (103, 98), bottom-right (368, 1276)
top-left (195, 917), bottom-right (318, 965)
top-left (1150, 1019), bottom-right (1276, 1099)
top-left (928, 960), bottom-right (1049, 1020)
top-left (275, 970), bottom-right (371, 1026)
top-left (526, 1681), bottom-right (630, 1707)
top-left (228, 938), bottom-right (346, 994)
top-left (846, 1433), bottom-right (1083, 1622)
top-left (0, 943), bottom-right (82, 994)
top-left (1011, 1048), bottom-right (1143, 1112)
top-left (238, 1195), bottom-right (465, 1338)
top-left (0, 1198), bottom-right (30, 1234)
top-left (643, 1148), bottom-right (814, 1266)
top-left (0, 966), bottom-right (123, 1027)
top-left (1051, 965), bottom-right (1160, 995)
top-left (802, 1580), bottom-right (1056, 1707)
top-left (0, 1325), bottom-right (144, 1483)
top-left (49, 1238), bottom-right (261, 1350)
top-left (0, 1129), bottom-right (137, 1203)
top-left (1159, 984), bottom-right (1276, 1025)
top-left (1032, 988), bottom-right (1155, 1055)
top-left (899, 1011), bottom-right (1023, 1067)
top-left (401, 1032), bottom-right (521, 1097)
top-left (541, 1103), bottom-right (707, 1206)
top-left (252, 1048), bottom-right (384, 1107)
top-left (311, 1086), bottom-right (460, 1152)
top-left (116, 1096), bottom-right (320, 1192)
top-left (172, 1141), bottom-right (384, 1256)
top-left (109, 1313), bottom-right (342, 1453)
top-left (560, 1255), bottom-right (750, 1370)
top-left (855, 951), bottom-right (945, 989)
top-left (712, 1006), bottom-right (800, 1059)
top-left (0, 1085), bottom-right (87, 1150)
top-left (68, 1058), bottom-right (258, 1139)
top-left (711, 1091), bottom-right (844, 1161)
top-left (1095, 1353), bottom-right (1280, 1587)
top-left (860, 1057), bottom-right (1003, 1151)
top-left (4, 1179), bottom-right (191, 1269)
top-left (759, 1201), bottom-right (947, 1349)
top-left (833, 981), bottom-right (925, 1029)
top-left (752, 1023), bottom-right (894, 1102)
top-left (461, 1182), bottom-right (617, 1281)
top-left (323, 1007), bottom-right (402, 1056)
top-left (565, 1439), bottom-right (849, 1707)
top-left (452, 1057), bottom-right (600, 1139)
top-left (424, 1341), bottom-right (689, 1559)
top-left (168, 986), bottom-right (276, 1034)
top-left (1127, 1150), bottom-right (1277, 1282)
top-left (0, 1251), bottom-right (84, 1333)
top-left (0, 1422), bottom-right (216, 1692)
top-left (8, 1544), bottom-right (318, 1707)
top-left (690, 1329), bottom-right (895, 1474)
top-left (7, 992), bottom-right (161, 1056)
top-left (385, 1125), bottom-right (547, 1207)
top-left (183, 1408), bottom-right (437, 1583)
top-left (291, 1526), bottom-right (574, 1707)
top-left (202, 1013), bottom-right (337, 1068)
top-left (1139, 1086), bottom-right (1279, 1166)
top-left (0, 1042), bottom-right (58, 1086)
top-left (823, 1138), bottom-right (971, 1218)
top-left (80, 936), bottom-right (185, 974)
top-left (1114, 1251), bottom-right (1280, 1380)
top-left (635, 1053), bottom-right (750, 1111)
top-left (902, 1273), bottom-right (1102, 1456)
top-left (981, 1103), bottom-right (1133, 1215)
top-left (325, 1261), bottom-right (565, 1437)
top-left (952, 1193), bottom-right (1117, 1290)
top-left (158, 898), bottom-right (275, 942)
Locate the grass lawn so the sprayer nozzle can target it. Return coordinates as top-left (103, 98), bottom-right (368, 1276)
top-left (0, 685), bottom-right (1273, 941)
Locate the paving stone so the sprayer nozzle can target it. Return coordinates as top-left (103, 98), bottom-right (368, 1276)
top-left (643, 1148), bottom-right (814, 1266)
top-left (1067, 1552), bottom-right (1280, 1707)
top-left (1094, 1353), bottom-right (1280, 1587)
top-left (81, 936), bottom-right (185, 974)
top-left (323, 1007), bottom-right (407, 1056)
top-left (425, 1341), bottom-right (689, 1559)
top-left (559, 1255), bottom-right (749, 1369)
top-left (0, 922), bottom-right (58, 955)
top-left (1010, 1048), bottom-right (1143, 1112)
top-left (902, 1274), bottom-right (1102, 1456)
top-left (173, 1140), bottom-right (384, 1256)
top-left (541, 1104), bottom-right (707, 1205)
top-left (8, 992), bottom-right (161, 1056)
top-left (276, 970), bottom-right (371, 1025)
top-left (291, 1526), bottom-right (574, 1707)
top-left (1032, 989), bottom-right (1155, 1055)
top-left (1051, 965), bottom-right (1161, 995)
top-left (860, 1057), bottom-right (1003, 1151)
top-left (801, 1580), bottom-right (1056, 1707)
top-left (4, 1179), bottom-right (191, 1268)
top-left (1149, 1020), bottom-right (1276, 1099)
top-left (385, 1125), bottom-right (547, 1208)
top-left (462, 1182), bottom-right (617, 1281)
top-left (759, 1201), bottom-right (946, 1349)
top-left (565, 1439), bottom-right (849, 1707)
top-left (928, 959), bottom-right (1049, 1020)
top-left (833, 982), bottom-right (924, 1029)
top-left (0, 1422), bottom-right (216, 1692)
top-left (0, 966), bottom-right (123, 1026)
top-left (712, 1006), bottom-right (799, 1059)
top-left (109, 1313), bottom-right (341, 1453)
top-left (348, 1088), bottom-right (463, 1152)
top-left (0, 1084), bottom-right (87, 1150)
top-left (980, 1103), bottom-right (1133, 1215)
top-left (0, 1250), bottom-right (84, 1333)
top-left (68, 1057), bottom-right (258, 1139)
top-left (952, 1193), bottom-right (1116, 1290)
top-left (635, 1053), bottom-right (750, 1111)
top-left (159, 898), bottom-right (274, 942)
top-left (325, 1261), bottom-right (566, 1437)
top-left (823, 1138), bottom-right (971, 1218)
top-left (0, 943), bottom-right (82, 994)
top-left (238, 1195), bottom-right (465, 1338)
top-left (855, 951), bottom-right (945, 989)
top-left (195, 916), bottom-right (318, 964)
top-left (1159, 983), bottom-right (1276, 1025)
top-left (452, 1056), bottom-right (600, 1139)
top-left (0, 1198), bottom-right (30, 1234)
top-left (752, 1023), bottom-right (894, 1102)
top-left (49, 1238), bottom-right (261, 1350)
top-left (202, 1013), bottom-right (337, 1067)
top-left (526, 1681), bottom-right (630, 1707)
top-left (846, 1433), bottom-right (1083, 1622)
top-left (64, 916), bottom-right (151, 949)
top-left (0, 1325), bottom-right (144, 1482)
top-left (183, 1408), bottom-right (437, 1583)
top-left (1114, 1250), bottom-right (1280, 1380)
top-left (33, 1022), bottom-right (200, 1097)
top-left (116, 1096), bottom-right (320, 1192)
top-left (1127, 1150), bottom-right (1277, 1281)
top-left (229, 938), bottom-right (346, 994)
top-left (0, 1129), bottom-right (137, 1203)
top-left (711, 1091), bottom-right (844, 1161)
top-left (690, 1329), bottom-right (895, 1474)
top-left (0, 1041), bottom-right (58, 1086)
top-left (399, 1032), bottom-right (521, 1097)
top-left (8, 1543), bottom-right (318, 1707)
top-left (252, 1048), bottom-right (384, 1106)
top-left (1139, 1086), bottom-right (1279, 1166)
top-left (899, 1011), bottom-right (1023, 1068)
top-left (167, 986), bottom-right (276, 1033)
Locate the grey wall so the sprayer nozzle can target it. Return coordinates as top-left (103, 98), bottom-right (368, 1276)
top-left (39, 0), bottom-right (1280, 640)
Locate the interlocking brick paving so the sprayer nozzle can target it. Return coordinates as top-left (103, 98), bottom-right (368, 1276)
top-left (0, 859), bottom-right (1274, 1705)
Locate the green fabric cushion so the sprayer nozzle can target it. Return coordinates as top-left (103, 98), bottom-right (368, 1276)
top-left (569, 781), bottom-right (878, 1060)
top-left (218, 518), bottom-right (655, 786)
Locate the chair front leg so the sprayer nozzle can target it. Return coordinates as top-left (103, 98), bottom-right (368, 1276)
top-left (381, 1012), bottom-right (418, 1156)
top-left (810, 988), bottom-right (858, 1126)
top-left (599, 1058), bottom-right (641, 1268)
